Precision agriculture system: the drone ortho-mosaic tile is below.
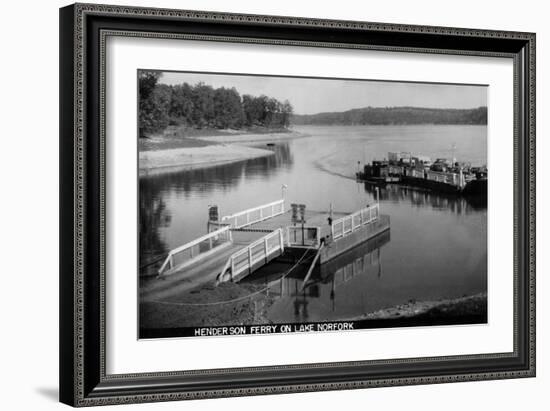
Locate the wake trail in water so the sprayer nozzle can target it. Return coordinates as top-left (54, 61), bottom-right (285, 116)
top-left (312, 151), bottom-right (356, 181)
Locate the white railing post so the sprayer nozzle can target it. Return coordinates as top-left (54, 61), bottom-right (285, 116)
top-left (316, 227), bottom-right (320, 246)
top-left (286, 227), bottom-right (290, 247)
top-left (264, 237), bottom-right (268, 262)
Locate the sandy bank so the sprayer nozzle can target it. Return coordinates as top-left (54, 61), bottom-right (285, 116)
top-left (353, 292), bottom-right (487, 322)
top-left (194, 130), bottom-right (307, 144)
top-left (139, 144), bottom-right (274, 177)
top-left (140, 281), bottom-right (272, 330)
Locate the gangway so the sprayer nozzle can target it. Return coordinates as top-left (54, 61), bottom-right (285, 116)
top-left (157, 200), bottom-right (285, 278)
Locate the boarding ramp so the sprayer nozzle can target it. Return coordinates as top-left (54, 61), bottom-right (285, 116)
top-left (217, 228), bottom-right (285, 283)
top-left (157, 226), bottom-right (233, 276)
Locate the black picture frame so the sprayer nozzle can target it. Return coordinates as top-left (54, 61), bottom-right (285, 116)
top-left (59, 3), bottom-right (536, 407)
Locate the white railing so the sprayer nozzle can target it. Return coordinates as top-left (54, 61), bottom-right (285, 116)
top-left (287, 226), bottom-right (321, 247)
top-left (158, 226), bottom-right (232, 276)
top-left (407, 168), bottom-right (425, 178)
top-left (331, 203), bottom-right (379, 240)
top-left (426, 171), bottom-right (460, 186)
top-left (388, 165), bottom-right (405, 175)
top-left (217, 229), bottom-right (284, 283)
top-left (220, 199), bottom-right (284, 229)
top-left (206, 220), bottom-right (231, 232)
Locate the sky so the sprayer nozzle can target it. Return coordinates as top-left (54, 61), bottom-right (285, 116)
top-left (158, 71), bottom-right (487, 116)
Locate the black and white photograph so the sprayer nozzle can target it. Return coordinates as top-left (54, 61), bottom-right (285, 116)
top-left (138, 70), bottom-right (488, 339)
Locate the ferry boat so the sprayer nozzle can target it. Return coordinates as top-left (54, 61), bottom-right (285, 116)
top-left (356, 151), bottom-right (487, 196)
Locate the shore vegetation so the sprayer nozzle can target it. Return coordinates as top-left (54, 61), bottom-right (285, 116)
top-left (139, 71), bottom-right (294, 137)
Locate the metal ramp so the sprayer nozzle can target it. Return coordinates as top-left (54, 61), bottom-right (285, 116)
top-left (155, 200), bottom-right (287, 287)
top-left (157, 226), bottom-right (234, 277)
top-left (216, 229), bottom-right (285, 284)
top-left (140, 242), bottom-right (247, 302)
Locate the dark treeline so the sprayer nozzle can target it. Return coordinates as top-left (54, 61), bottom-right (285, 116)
top-left (139, 72), bottom-right (293, 137)
top-left (291, 106), bottom-right (488, 126)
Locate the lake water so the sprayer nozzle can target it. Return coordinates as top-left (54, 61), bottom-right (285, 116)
top-left (140, 124), bottom-right (487, 323)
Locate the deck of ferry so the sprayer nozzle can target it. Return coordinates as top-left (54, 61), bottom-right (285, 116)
top-left (140, 199), bottom-right (387, 303)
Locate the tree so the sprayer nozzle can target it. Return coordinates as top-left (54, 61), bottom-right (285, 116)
top-left (213, 87), bottom-right (244, 129)
top-left (191, 83), bottom-right (215, 128)
top-left (169, 83), bottom-right (194, 125)
top-left (139, 82), bottom-right (171, 136)
top-left (281, 100), bottom-right (294, 128)
top-left (138, 71), bottom-right (163, 137)
top-left (242, 94), bottom-right (264, 126)
top-left (139, 71), bottom-right (161, 101)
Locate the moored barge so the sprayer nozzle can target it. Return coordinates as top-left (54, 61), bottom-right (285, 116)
top-left (356, 151), bottom-right (487, 196)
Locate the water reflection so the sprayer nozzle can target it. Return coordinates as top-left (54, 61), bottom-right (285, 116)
top-left (139, 143), bottom-right (293, 276)
top-left (140, 143), bottom-right (293, 195)
top-left (361, 182), bottom-right (487, 214)
top-left (242, 231), bottom-right (390, 323)
top-left (139, 179), bottom-right (171, 276)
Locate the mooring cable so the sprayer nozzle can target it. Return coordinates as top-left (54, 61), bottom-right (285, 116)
top-left (139, 256), bottom-right (164, 270)
top-left (147, 248), bottom-right (314, 307)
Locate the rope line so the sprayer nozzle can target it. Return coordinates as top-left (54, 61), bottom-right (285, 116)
top-left (139, 256), bottom-right (164, 270)
top-left (147, 248), bottom-right (314, 307)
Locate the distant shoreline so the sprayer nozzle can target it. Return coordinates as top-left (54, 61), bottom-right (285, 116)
top-left (195, 130), bottom-right (306, 144)
top-left (292, 106), bottom-right (488, 127)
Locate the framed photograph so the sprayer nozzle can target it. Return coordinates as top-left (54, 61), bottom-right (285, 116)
top-left (59, 3), bottom-right (535, 407)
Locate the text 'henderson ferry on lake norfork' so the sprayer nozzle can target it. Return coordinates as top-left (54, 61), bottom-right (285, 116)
top-left (356, 151), bottom-right (488, 196)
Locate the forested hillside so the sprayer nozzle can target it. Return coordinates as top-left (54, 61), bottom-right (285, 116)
top-left (291, 106), bottom-right (487, 126)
